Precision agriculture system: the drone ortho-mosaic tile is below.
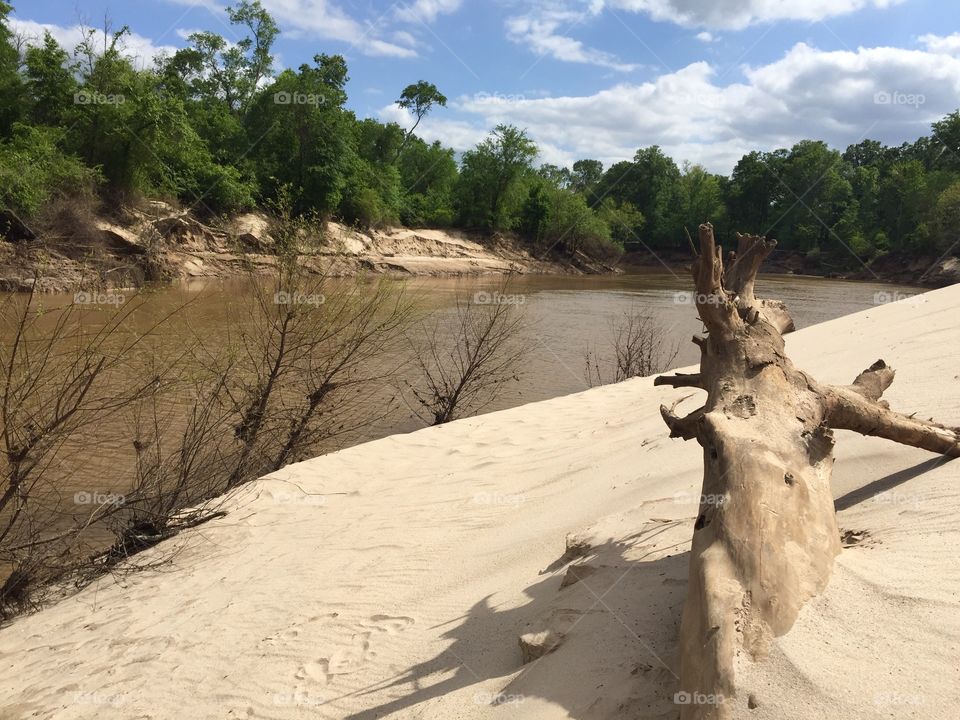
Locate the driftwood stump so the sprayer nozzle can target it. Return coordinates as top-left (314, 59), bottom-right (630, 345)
top-left (656, 223), bottom-right (960, 719)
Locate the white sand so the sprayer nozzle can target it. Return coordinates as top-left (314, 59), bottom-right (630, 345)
top-left (1, 285), bottom-right (958, 720)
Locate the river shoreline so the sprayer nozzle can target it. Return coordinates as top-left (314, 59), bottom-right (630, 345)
top-left (1, 201), bottom-right (956, 293)
top-left (619, 246), bottom-right (960, 288)
top-left (0, 202), bottom-right (616, 295)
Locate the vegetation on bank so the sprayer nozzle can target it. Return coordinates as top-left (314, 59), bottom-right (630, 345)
top-left (1, 0), bottom-right (959, 269)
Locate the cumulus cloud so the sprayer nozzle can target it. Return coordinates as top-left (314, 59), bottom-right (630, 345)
top-left (505, 6), bottom-right (637, 72)
top-left (9, 18), bottom-right (177, 67)
top-left (160, 0), bottom-right (456, 59)
top-left (696, 31), bottom-right (716, 42)
top-left (382, 41), bottom-right (960, 174)
top-left (394, 0), bottom-right (463, 24)
top-left (918, 32), bottom-right (960, 56)
top-left (256, 0), bottom-right (461, 58)
top-left (601, 0), bottom-right (906, 31)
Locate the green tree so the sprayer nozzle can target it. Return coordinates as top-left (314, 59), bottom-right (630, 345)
top-left (596, 198), bottom-right (644, 248)
top-left (878, 160), bottom-right (930, 252)
top-left (674, 162), bottom-right (725, 233)
top-left (395, 80), bottom-right (446, 158)
top-left (24, 32), bottom-right (77, 127)
top-left (519, 181), bottom-right (550, 246)
top-left (163, 0), bottom-right (278, 116)
top-left (397, 137), bottom-right (458, 226)
top-left (456, 124), bottom-right (537, 230)
top-left (537, 163), bottom-right (571, 189)
top-left (933, 180), bottom-right (960, 253)
top-left (595, 147), bottom-right (680, 247)
top-left (0, 1), bottom-right (24, 138)
top-left (571, 159), bottom-right (603, 199)
top-left (727, 151), bottom-right (780, 232)
top-left (0, 124), bottom-right (100, 221)
top-left (247, 54), bottom-right (353, 216)
top-left (770, 141), bottom-right (854, 251)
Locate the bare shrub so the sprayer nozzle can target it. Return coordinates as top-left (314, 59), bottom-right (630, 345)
top-left (0, 243), bottom-right (414, 617)
top-left (585, 310), bottom-right (679, 387)
top-left (405, 283), bottom-right (526, 425)
top-left (211, 263), bottom-right (414, 488)
top-left (32, 194), bottom-right (105, 262)
top-left (0, 284), bottom-right (179, 617)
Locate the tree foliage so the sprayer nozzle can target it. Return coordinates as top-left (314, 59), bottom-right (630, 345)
top-left (1, 0), bottom-right (958, 263)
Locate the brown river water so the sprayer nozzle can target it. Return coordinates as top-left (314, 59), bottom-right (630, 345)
top-left (4, 271), bottom-right (924, 546)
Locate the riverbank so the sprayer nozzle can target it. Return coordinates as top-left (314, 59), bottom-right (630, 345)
top-left (1, 284), bottom-right (958, 719)
top-left (0, 202), bottom-right (615, 294)
top-left (621, 246), bottom-right (960, 288)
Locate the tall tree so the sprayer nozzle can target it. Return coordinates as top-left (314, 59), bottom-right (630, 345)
top-left (24, 32), bottom-right (76, 127)
top-left (247, 54), bottom-right (353, 215)
top-left (595, 146), bottom-right (681, 247)
top-left (0, 1), bottom-right (24, 138)
top-left (456, 124), bottom-right (537, 230)
top-left (394, 80), bottom-right (446, 158)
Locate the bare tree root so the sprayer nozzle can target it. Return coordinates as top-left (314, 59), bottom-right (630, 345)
top-left (659, 223), bottom-right (959, 719)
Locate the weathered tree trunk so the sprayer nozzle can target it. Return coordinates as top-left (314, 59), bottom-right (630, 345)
top-left (656, 224), bottom-right (960, 719)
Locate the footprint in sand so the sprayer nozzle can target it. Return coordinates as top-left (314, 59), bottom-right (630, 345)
top-left (297, 632), bottom-right (372, 684)
top-left (295, 616), bottom-right (414, 685)
top-left (262, 612), bottom-right (340, 644)
top-left (362, 615), bottom-right (415, 635)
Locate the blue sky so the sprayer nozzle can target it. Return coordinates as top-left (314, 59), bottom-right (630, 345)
top-left (9, 0), bottom-right (960, 173)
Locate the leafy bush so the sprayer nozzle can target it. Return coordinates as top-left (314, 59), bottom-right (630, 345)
top-left (0, 124), bottom-right (101, 220)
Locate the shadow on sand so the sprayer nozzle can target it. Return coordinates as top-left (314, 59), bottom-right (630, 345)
top-left (341, 531), bottom-right (689, 720)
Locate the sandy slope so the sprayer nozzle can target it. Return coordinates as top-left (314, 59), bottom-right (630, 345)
top-left (1, 286), bottom-right (958, 720)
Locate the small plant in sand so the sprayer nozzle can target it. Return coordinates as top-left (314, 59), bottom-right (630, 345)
top-left (584, 309), bottom-right (679, 386)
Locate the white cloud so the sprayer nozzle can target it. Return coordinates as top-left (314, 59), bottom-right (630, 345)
top-left (695, 31), bottom-right (716, 42)
top-left (161, 0), bottom-right (224, 11)
top-left (384, 41), bottom-right (960, 175)
top-left (249, 0), bottom-right (462, 58)
top-left (918, 32), bottom-right (960, 56)
top-left (506, 7), bottom-right (637, 72)
top-left (175, 28), bottom-right (205, 41)
top-left (161, 0), bottom-right (450, 59)
top-left (601, 0), bottom-right (906, 31)
top-left (394, 0), bottom-right (463, 24)
top-left (257, 0), bottom-right (414, 57)
top-left (9, 18), bottom-right (177, 67)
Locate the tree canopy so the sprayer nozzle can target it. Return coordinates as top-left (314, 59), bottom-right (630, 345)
top-left (1, 0), bottom-right (959, 265)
